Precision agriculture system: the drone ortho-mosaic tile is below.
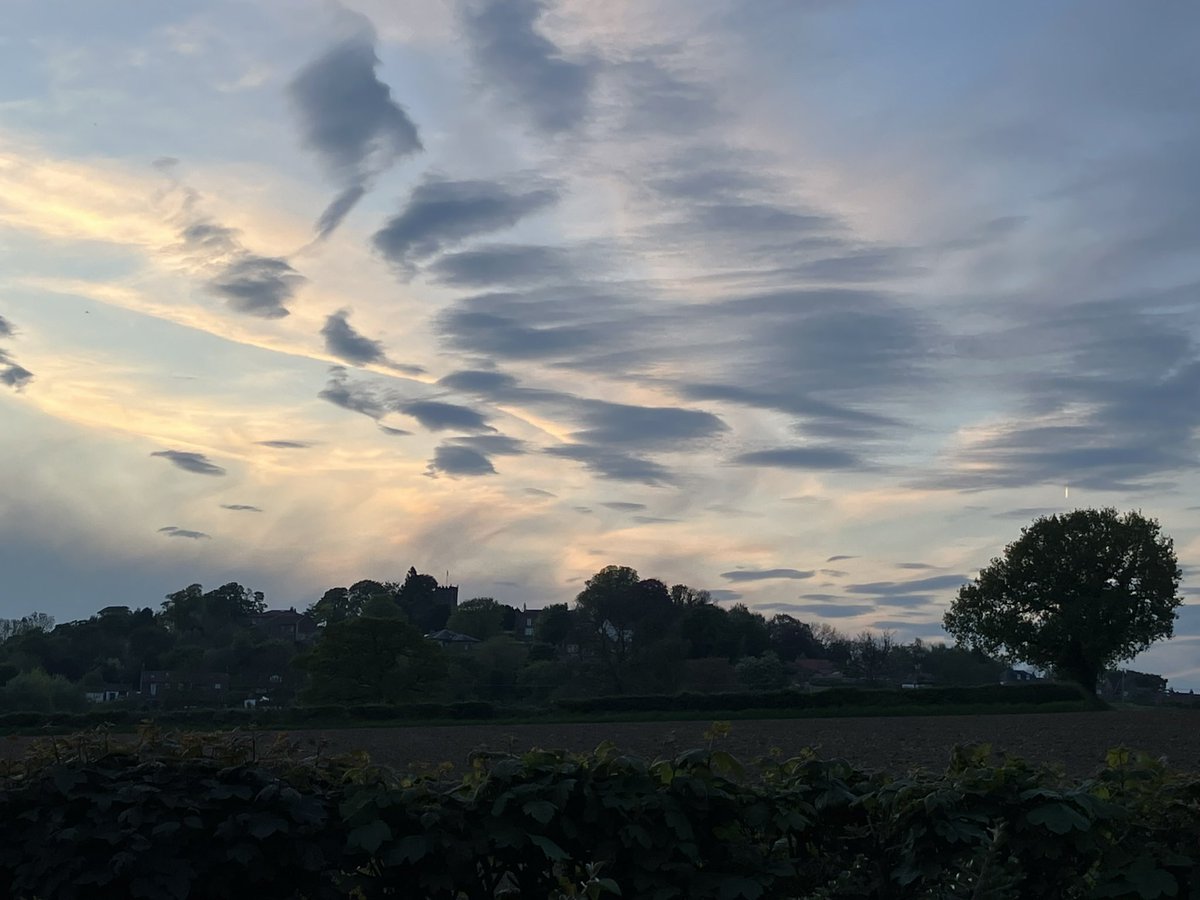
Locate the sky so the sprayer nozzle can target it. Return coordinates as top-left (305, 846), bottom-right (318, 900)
top-left (2, 1), bottom-right (1199, 686)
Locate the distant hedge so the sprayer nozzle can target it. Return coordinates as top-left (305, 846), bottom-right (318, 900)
top-left (0, 700), bottom-right (499, 731)
top-left (554, 682), bottom-right (1091, 715)
top-left (0, 728), bottom-right (1197, 898)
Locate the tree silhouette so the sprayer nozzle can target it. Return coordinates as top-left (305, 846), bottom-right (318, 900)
top-left (944, 508), bottom-right (1182, 694)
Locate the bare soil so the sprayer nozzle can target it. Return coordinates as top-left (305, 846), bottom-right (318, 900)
top-left (293, 709), bottom-right (1200, 778)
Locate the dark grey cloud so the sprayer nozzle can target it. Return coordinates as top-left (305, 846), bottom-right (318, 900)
top-left (220, 504), bottom-right (262, 512)
top-left (679, 382), bottom-right (904, 439)
top-left (574, 506), bottom-right (593, 514)
top-left (208, 255), bottom-right (304, 319)
top-left (826, 555), bottom-right (857, 562)
top-left (844, 574), bottom-right (968, 596)
top-left (632, 516), bottom-right (680, 525)
top-left (461, 0), bottom-right (595, 133)
top-left (321, 309), bottom-right (387, 366)
top-left (796, 603), bottom-right (876, 619)
top-left (755, 601), bottom-right (873, 618)
top-left (0, 315), bottom-right (12, 337)
top-left (318, 366), bottom-right (390, 419)
top-left (0, 351), bottom-right (33, 391)
top-left (400, 400), bottom-right (494, 433)
top-left (255, 440), bottom-right (314, 449)
top-left (321, 310), bottom-right (423, 374)
top-left (426, 444), bottom-right (496, 478)
top-left (798, 593), bottom-right (841, 602)
top-left (448, 434), bottom-right (527, 455)
top-left (600, 502), bottom-right (646, 512)
top-left (919, 295), bottom-right (1200, 492)
top-left (373, 177), bottom-right (558, 269)
top-left (707, 590), bottom-right (742, 603)
top-left (438, 369), bottom-right (520, 394)
top-left (720, 569), bottom-right (815, 583)
top-left (895, 562), bottom-right (938, 570)
top-left (544, 445), bottom-right (676, 485)
top-left (871, 595), bottom-right (939, 609)
top-left (731, 446), bottom-right (864, 470)
top-left (158, 526), bottom-right (211, 540)
top-left (820, 569), bottom-right (848, 577)
top-left (289, 24), bottom-right (422, 238)
top-left (427, 244), bottom-right (575, 287)
top-left (151, 450), bottom-right (226, 477)
top-left (524, 487), bottom-right (556, 498)
top-left (378, 424), bottom-right (412, 436)
top-left (572, 400), bottom-right (727, 450)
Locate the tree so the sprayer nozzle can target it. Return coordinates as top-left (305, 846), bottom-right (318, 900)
top-left (735, 652), bottom-right (788, 691)
top-left (766, 614), bottom-right (822, 661)
top-left (944, 508), bottom-right (1182, 695)
top-left (446, 597), bottom-right (505, 641)
top-left (306, 587), bottom-right (362, 627)
top-left (295, 616), bottom-right (445, 704)
top-left (533, 603), bottom-right (574, 646)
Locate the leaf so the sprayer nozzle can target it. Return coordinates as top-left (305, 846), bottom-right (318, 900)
top-left (1026, 802), bottom-right (1091, 834)
top-left (384, 834), bottom-right (427, 865)
top-left (347, 818), bottom-right (393, 855)
top-left (523, 800), bottom-right (557, 824)
top-left (246, 813), bottom-right (289, 840)
top-left (530, 834), bottom-right (569, 861)
top-left (717, 876), bottom-right (765, 900)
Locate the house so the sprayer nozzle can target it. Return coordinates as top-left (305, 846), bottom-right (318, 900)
top-left (515, 607), bottom-right (541, 640)
top-left (793, 659), bottom-right (840, 680)
top-left (139, 670), bottom-right (230, 704)
top-left (425, 628), bottom-right (480, 651)
top-left (84, 683), bottom-right (131, 703)
top-left (249, 608), bottom-right (318, 643)
top-left (1000, 667), bottom-right (1038, 684)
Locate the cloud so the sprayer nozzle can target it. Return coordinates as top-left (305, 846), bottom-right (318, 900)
top-left (164, 186), bottom-right (308, 319)
top-left (255, 440), bottom-right (314, 449)
top-left (157, 526), bottom-right (211, 540)
top-left (632, 515), bottom-right (680, 525)
top-left (524, 487), bottom-right (556, 498)
top-left (844, 574), bottom-right (968, 596)
top-left (318, 366), bottom-right (390, 419)
top-left (0, 315), bottom-right (12, 337)
top-left (826, 555), bottom-right (858, 562)
top-left (377, 424), bottom-right (412, 436)
top-left (544, 444), bottom-right (676, 485)
top-left (320, 309), bottom-right (397, 367)
top-left (765, 602), bottom-right (877, 619)
top-left (600, 502), bottom-right (646, 512)
top-left (151, 450), bottom-right (226, 476)
top-left (0, 351), bottom-right (33, 391)
top-left (399, 400), bottom-right (494, 432)
top-left (720, 569), bottom-right (815, 582)
top-left (992, 507), bottom-right (1069, 520)
top-left (461, 0), bottom-right (595, 133)
top-left (895, 562), bottom-right (938, 570)
top-left (427, 244), bottom-right (576, 287)
top-left (207, 255), bottom-right (304, 319)
top-left (572, 400), bottom-right (727, 450)
top-left (426, 444), bottom-right (496, 477)
top-left (289, 23), bottom-right (422, 238)
top-left (448, 434), bottom-right (528, 455)
top-left (730, 446), bottom-right (864, 470)
top-left (707, 590), bottom-right (743, 603)
top-left (373, 177), bottom-right (558, 270)
top-left (220, 504), bottom-right (262, 512)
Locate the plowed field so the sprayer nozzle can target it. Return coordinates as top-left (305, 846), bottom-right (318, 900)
top-left (296, 709), bottom-right (1200, 777)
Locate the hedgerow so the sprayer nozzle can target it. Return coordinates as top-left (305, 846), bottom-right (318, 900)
top-left (0, 726), bottom-right (1196, 898)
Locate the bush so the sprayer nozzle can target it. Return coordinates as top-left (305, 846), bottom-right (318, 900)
top-left (0, 731), bottom-right (1197, 898)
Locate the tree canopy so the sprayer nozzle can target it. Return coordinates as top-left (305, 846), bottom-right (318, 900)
top-left (943, 508), bottom-right (1182, 694)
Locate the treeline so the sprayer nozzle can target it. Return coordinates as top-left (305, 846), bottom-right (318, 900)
top-left (0, 563), bottom-right (1010, 712)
